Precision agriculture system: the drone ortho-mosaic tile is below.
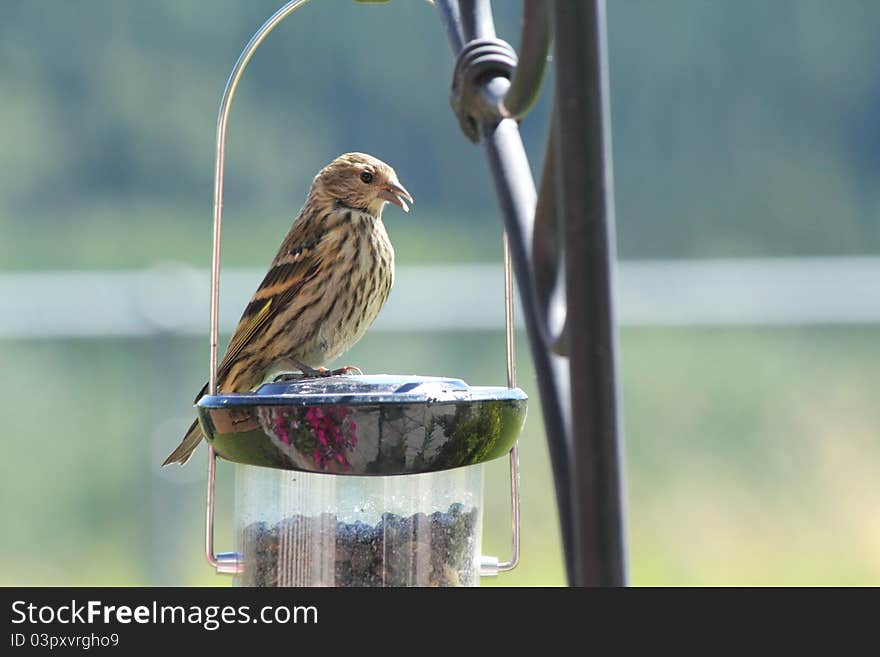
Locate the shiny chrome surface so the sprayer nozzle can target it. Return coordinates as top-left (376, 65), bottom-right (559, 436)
top-left (198, 375), bottom-right (527, 475)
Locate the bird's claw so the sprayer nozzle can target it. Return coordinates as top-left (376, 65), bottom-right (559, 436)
top-left (305, 365), bottom-right (364, 377)
top-left (271, 371), bottom-right (307, 383)
top-left (330, 365), bottom-right (364, 376)
top-left (274, 365), bottom-right (364, 380)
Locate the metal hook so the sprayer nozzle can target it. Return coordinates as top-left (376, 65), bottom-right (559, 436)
top-left (479, 233), bottom-right (521, 577)
top-left (205, 0), bottom-right (312, 575)
top-left (497, 231), bottom-right (521, 573)
top-left (209, 0), bottom-right (313, 396)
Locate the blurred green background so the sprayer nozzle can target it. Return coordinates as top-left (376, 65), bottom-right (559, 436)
top-left (2, 0), bottom-right (879, 586)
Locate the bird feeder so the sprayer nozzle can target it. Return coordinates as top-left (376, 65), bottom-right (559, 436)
top-left (197, 0), bottom-right (526, 586)
top-left (201, 375), bottom-right (524, 586)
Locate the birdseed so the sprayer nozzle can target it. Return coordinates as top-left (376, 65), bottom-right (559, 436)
top-left (240, 503), bottom-right (479, 587)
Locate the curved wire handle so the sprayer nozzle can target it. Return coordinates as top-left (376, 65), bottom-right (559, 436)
top-left (205, 0), bottom-right (312, 576)
top-left (203, 0), bottom-right (519, 576)
top-left (209, 0), bottom-right (312, 395)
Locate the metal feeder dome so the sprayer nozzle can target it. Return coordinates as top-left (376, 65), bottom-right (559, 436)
top-left (199, 375), bottom-right (525, 475)
top-left (197, 0), bottom-right (527, 587)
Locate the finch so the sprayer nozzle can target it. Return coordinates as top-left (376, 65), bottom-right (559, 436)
top-left (163, 152), bottom-right (413, 466)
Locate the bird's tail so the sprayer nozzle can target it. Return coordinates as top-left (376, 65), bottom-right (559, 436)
top-left (162, 418), bottom-right (203, 466)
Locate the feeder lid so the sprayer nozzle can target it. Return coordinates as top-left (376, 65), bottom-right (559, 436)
top-left (197, 374), bottom-right (527, 476)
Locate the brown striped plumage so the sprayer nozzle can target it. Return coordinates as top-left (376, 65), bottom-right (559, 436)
top-left (163, 153), bottom-right (412, 466)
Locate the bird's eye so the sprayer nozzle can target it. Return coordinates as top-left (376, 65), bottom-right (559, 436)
top-left (360, 171), bottom-right (374, 184)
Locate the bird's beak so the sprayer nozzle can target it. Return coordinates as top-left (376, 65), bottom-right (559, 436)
top-left (378, 181), bottom-right (414, 213)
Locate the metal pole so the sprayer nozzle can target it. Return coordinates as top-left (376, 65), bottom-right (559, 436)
top-left (553, 0), bottom-right (627, 585)
top-left (500, 0), bottom-right (551, 120)
top-left (435, 0), bottom-right (628, 585)
top-left (435, 0), bottom-right (578, 581)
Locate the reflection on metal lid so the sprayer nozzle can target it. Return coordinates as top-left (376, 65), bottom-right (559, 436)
top-left (199, 374), bottom-right (527, 407)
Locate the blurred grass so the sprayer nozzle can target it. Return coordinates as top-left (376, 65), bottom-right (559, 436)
top-left (3, 0), bottom-right (880, 588)
top-left (0, 203), bottom-right (504, 270)
top-left (2, 326), bottom-right (878, 586)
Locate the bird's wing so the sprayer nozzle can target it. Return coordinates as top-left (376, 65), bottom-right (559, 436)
top-left (213, 227), bottom-right (326, 388)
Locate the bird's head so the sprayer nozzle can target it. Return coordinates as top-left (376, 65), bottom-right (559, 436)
top-left (311, 152), bottom-right (413, 218)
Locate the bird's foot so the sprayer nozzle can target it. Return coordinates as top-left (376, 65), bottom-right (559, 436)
top-left (278, 363), bottom-right (364, 379)
top-left (272, 371), bottom-right (307, 383)
top-left (329, 365), bottom-right (364, 376)
top-left (304, 365), bottom-right (364, 377)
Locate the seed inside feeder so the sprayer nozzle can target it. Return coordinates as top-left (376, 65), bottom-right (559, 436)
top-left (240, 504), bottom-right (479, 587)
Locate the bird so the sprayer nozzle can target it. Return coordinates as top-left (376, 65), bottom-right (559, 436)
top-left (163, 152), bottom-right (413, 466)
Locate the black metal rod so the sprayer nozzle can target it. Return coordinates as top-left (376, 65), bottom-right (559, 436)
top-left (434, 0), bottom-right (465, 53)
top-left (553, 0), bottom-right (628, 585)
top-left (532, 106), bottom-right (565, 348)
top-left (502, 0), bottom-right (551, 120)
top-left (434, 0), bottom-right (580, 582)
top-left (458, 0), bottom-right (496, 40)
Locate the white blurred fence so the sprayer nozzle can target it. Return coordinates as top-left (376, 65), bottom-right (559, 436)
top-left (1, 257), bottom-right (879, 338)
